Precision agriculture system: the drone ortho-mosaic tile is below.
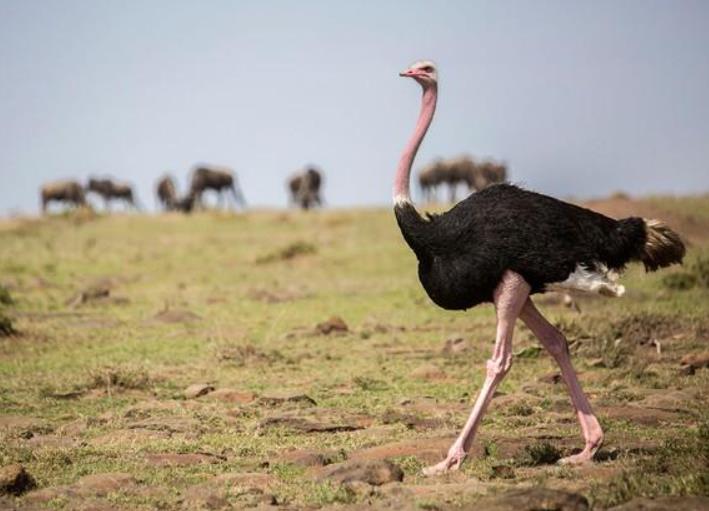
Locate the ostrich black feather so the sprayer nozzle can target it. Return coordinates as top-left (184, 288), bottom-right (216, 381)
top-left (394, 184), bottom-right (680, 311)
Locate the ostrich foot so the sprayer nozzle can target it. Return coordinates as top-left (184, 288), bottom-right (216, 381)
top-left (422, 445), bottom-right (466, 476)
top-left (558, 439), bottom-right (603, 465)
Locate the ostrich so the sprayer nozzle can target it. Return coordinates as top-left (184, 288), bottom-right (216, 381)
top-left (394, 60), bottom-right (685, 476)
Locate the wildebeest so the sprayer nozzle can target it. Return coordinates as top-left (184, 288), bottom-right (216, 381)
top-left (40, 180), bottom-right (86, 213)
top-left (418, 155), bottom-right (507, 203)
top-left (287, 166), bottom-right (323, 210)
top-left (156, 175), bottom-right (178, 211)
top-left (87, 177), bottom-right (140, 211)
top-left (189, 165), bottom-right (246, 210)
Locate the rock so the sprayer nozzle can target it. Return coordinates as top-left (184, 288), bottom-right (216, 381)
top-left (442, 337), bottom-right (471, 355)
top-left (464, 488), bottom-right (588, 511)
top-left (320, 460), bottom-right (404, 486)
top-left (280, 448), bottom-right (345, 467)
top-left (608, 496), bottom-right (709, 511)
top-left (680, 352), bottom-right (709, 371)
top-left (0, 464), bottom-right (36, 496)
top-left (74, 473), bottom-right (137, 496)
top-left (316, 316), bottom-right (348, 335)
top-left (258, 392), bottom-right (317, 407)
top-left (184, 383), bottom-right (215, 399)
top-left (184, 473), bottom-right (276, 509)
top-left (411, 364), bottom-right (445, 380)
top-left (205, 388), bottom-right (257, 404)
top-left (348, 437), bottom-right (454, 465)
top-left (145, 453), bottom-right (224, 467)
top-left (259, 410), bottom-right (369, 433)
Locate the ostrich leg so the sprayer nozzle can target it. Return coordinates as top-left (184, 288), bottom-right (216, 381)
top-left (519, 299), bottom-right (603, 464)
top-left (423, 271), bottom-right (530, 476)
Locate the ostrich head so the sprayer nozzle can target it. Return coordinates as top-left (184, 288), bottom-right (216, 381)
top-left (399, 60), bottom-right (438, 87)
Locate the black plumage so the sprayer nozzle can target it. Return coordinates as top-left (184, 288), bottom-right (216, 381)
top-left (394, 183), bottom-right (681, 311)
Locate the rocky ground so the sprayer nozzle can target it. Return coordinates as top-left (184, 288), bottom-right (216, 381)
top-left (0, 195), bottom-right (707, 510)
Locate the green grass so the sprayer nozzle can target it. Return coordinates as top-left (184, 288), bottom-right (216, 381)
top-left (0, 200), bottom-right (708, 509)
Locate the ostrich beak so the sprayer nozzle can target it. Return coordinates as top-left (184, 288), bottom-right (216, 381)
top-left (399, 69), bottom-right (416, 77)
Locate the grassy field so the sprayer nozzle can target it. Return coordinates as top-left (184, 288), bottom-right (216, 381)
top-left (0, 195), bottom-right (707, 510)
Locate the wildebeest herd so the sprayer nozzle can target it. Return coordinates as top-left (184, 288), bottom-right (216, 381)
top-left (40, 156), bottom-right (508, 214)
top-left (418, 155), bottom-right (507, 203)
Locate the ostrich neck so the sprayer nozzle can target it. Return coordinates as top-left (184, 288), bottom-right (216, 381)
top-left (393, 84), bottom-right (438, 204)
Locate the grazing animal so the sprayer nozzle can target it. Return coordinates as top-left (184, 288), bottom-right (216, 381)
top-left (189, 165), bottom-right (246, 209)
top-left (40, 180), bottom-right (86, 213)
top-left (394, 60), bottom-right (685, 476)
top-left (287, 166), bottom-right (323, 209)
top-left (467, 159), bottom-right (507, 192)
top-left (156, 175), bottom-right (178, 211)
top-left (172, 193), bottom-right (196, 213)
top-left (418, 156), bottom-right (507, 203)
top-left (418, 159), bottom-right (445, 203)
top-left (87, 177), bottom-right (140, 211)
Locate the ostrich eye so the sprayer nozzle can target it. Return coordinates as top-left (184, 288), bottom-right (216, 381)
top-left (422, 66), bottom-right (434, 73)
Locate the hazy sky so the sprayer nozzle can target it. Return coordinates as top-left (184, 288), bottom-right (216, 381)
top-left (1, 1), bottom-right (708, 214)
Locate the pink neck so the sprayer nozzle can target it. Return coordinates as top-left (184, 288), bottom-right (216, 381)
top-left (394, 84), bottom-right (437, 203)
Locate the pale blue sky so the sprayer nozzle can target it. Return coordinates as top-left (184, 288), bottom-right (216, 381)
top-left (1, 1), bottom-right (708, 214)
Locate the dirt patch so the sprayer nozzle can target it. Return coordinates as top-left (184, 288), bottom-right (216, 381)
top-left (184, 383), bottom-right (214, 399)
top-left (279, 448), bottom-right (346, 467)
top-left (255, 240), bottom-right (316, 264)
top-left (258, 409), bottom-right (372, 433)
top-left (247, 287), bottom-right (311, 303)
top-left (605, 312), bottom-right (687, 346)
top-left (0, 415), bottom-right (47, 436)
top-left (318, 460), bottom-right (404, 486)
top-left (411, 363), bottom-right (446, 380)
top-left (380, 409), bottom-right (445, 431)
top-left (216, 343), bottom-right (285, 365)
top-left (442, 337), bottom-right (472, 355)
top-left (66, 282), bottom-right (130, 308)
top-left (315, 315), bottom-right (349, 335)
top-left (25, 472), bottom-right (137, 504)
top-left (608, 496), bottom-right (709, 511)
top-left (145, 452), bottom-right (224, 467)
top-left (150, 307), bottom-right (202, 324)
top-left (90, 428), bottom-right (171, 447)
top-left (258, 391), bottom-right (317, 407)
top-left (183, 472), bottom-right (276, 509)
top-left (87, 365), bottom-right (152, 392)
top-left (465, 487), bottom-right (589, 511)
top-left (348, 437), bottom-right (456, 465)
top-left (602, 405), bottom-right (683, 426)
top-left (126, 416), bottom-right (201, 435)
top-left (204, 388), bottom-right (257, 404)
